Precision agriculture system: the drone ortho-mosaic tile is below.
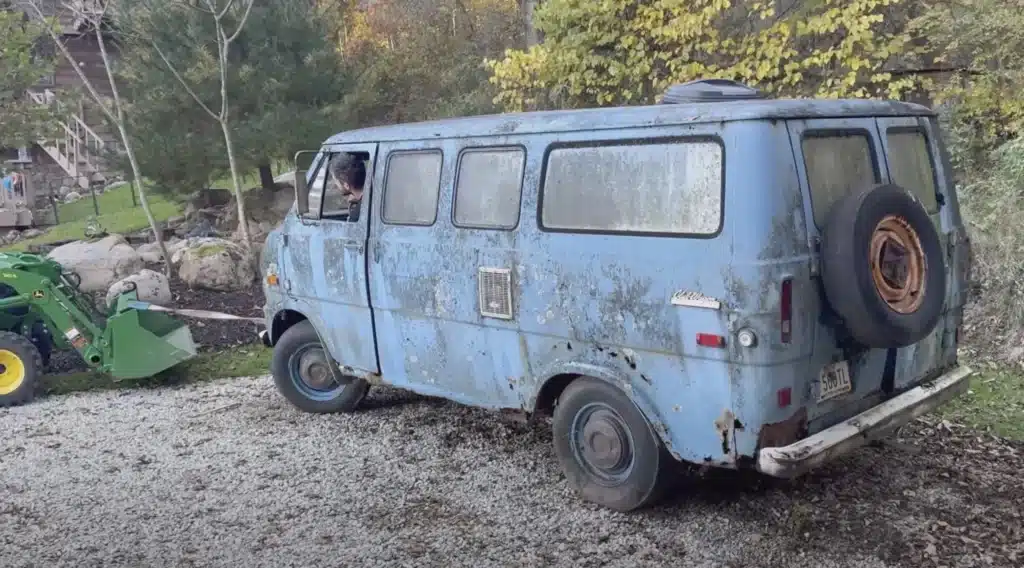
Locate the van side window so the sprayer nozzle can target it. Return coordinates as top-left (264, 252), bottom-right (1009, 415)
top-left (540, 141), bottom-right (723, 235)
top-left (382, 150), bottom-right (443, 226)
top-left (886, 130), bottom-right (939, 213)
top-left (453, 147), bottom-right (525, 229)
top-left (802, 133), bottom-right (879, 228)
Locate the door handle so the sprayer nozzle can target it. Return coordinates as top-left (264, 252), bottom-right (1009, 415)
top-left (343, 242), bottom-right (364, 253)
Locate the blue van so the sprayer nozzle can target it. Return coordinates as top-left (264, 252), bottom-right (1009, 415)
top-left (258, 80), bottom-right (973, 511)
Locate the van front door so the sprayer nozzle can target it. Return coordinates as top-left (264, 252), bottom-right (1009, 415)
top-left (287, 143), bottom-right (379, 375)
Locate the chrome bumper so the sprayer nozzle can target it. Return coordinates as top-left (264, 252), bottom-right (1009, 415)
top-left (757, 365), bottom-right (973, 478)
top-left (258, 329), bottom-right (272, 348)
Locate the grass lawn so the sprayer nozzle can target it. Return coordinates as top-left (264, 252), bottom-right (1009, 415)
top-left (4, 166), bottom-right (289, 253)
top-left (5, 181), bottom-right (182, 252)
top-left (937, 364), bottom-right (1024, 440)
top-left (42, 345), bottom-right (272, 397)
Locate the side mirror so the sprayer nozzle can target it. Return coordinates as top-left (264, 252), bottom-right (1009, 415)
top-left (294, 170), bottom-right (309, 215)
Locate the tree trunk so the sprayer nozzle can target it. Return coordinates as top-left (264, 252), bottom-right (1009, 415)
top-left (522, 0), bottom-right (540, 46)
top-left (258, 163), bottom-right (276, 190)
top-left (220, 119), bottom-right (255, 258)
top-left (119, 121), bottom-right (172, 278)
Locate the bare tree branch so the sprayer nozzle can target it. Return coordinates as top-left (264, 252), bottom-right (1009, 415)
top-left (225, 0), bottom-right (254, 44)
top-left (148, 40), bottom-right (220, 120)
top-left (215, 0), bottom-right (237, 21)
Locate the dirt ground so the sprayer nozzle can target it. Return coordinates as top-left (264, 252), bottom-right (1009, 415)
top-left (0, 377), bottom-right (1020, 568)
top-left (47, 269), bottom-right (265, 374)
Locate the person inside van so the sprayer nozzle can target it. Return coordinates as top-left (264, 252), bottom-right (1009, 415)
top-left (327, 152), bottom-right (366, 222)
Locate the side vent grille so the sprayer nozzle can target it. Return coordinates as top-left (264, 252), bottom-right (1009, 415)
top-left (478, 267), bottom-right (513, 320)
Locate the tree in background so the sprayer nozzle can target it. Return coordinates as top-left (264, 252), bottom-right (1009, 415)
top-left (115, 0), bottom-right (348, 201)
top-left (0, 8), bottom-right (62, 148)
top-left (20, 0), bottom-right (172, 274)
top-left (911, 0), bottom-right (1024, 174)
top-left (487, 0), bottom-right (917, 111)
top-left (335, 0), bottom-right (523, 128)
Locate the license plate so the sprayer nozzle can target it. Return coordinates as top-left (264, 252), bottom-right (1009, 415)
top-left (818, 360), bottom-right (853, 403)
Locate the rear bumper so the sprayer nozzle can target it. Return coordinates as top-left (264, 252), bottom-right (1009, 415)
top-left (756, 364), bottom-right (972, 478)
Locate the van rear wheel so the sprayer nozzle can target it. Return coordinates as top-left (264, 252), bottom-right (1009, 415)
top-left (552, 377), bottom-right (672, 512)
top-left (270, 320), bottom-right (369, 414)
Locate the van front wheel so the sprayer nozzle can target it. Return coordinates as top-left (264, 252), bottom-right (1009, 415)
top-left (552, 377), bottom-right (672, 512)
top-left (270, 320), bottom-right (369, 414)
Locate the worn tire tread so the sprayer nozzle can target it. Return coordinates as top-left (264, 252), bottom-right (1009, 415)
top-left (270, 320), bottom-right (370, 414)
top-left (552, 377), bottom-right (673, 512)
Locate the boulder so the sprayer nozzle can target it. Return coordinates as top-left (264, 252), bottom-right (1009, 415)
top-left (136, 241), bottom-right (165, 264)
top-left (65, 191), bottom-right (82, 203)
top-left (5, 230), bottom-right (21, 244)
top-left (21, 228), bottom-right (44, 239)
top-left (105, 269), bottom-right (171, 308)
top-left (177, 238), bottom-right (253, 292)
top-left (184, 217), bottom-right (221, 239)
top-left (186, 188), bottom-right (233, 213)
top-left (47, 235), bottom-right (144, 293)
top-left (231, 219), bottom-right (277, 243)
top-left (223, 187), bottom-right (293, 228)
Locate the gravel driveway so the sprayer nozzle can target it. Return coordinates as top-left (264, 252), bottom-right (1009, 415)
top-left (2, 377), bottom-right (1021, 568)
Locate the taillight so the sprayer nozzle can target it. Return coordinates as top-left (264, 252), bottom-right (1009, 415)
top-left (780, 278), bottom-right (792, 344)
top-left (696, 333), bottom-right (726, 348)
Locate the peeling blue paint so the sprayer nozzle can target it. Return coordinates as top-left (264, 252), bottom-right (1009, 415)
top-left (262, 102), bottom-right (969, 472)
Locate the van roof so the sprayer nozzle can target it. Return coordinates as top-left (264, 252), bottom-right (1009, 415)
top-left (325, 98), bottom-right (934, 145)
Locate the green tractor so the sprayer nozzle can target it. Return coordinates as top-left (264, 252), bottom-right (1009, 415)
top-left (0, 251), bottom-right (198, 407)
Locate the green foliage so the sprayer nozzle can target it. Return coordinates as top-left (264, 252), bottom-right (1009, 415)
top-left (487, 0), bottom-right (916, 110)
top-left (112, 0), bottom-right (348, 196)
top-left (911, 0), bottom-right (1024, 170)
top-left (337, 0), bottom-right (523, 127)
top-left (0, 10), bottom-right (62, 147)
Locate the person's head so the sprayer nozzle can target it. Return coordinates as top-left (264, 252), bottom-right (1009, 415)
top-left (329, 153), bottom-right (366, 201)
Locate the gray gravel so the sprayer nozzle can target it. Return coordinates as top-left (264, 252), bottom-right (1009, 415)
top-left (1, 377), bottom-right (1020, 568)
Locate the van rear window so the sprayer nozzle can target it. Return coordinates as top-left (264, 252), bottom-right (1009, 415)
top-left (802, 133), bottom-right (879, 228)
top-left (886, 130), bottom-right (939, 213)
top-left (540, 140), bottom-right (723, 235)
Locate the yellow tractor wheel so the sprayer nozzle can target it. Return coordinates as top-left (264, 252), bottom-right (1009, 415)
top-left (0, 331), bottom-right (42, 408)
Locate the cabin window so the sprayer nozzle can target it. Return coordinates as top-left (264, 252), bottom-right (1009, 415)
top-left (321, 151), bottom-right (370, 221)
top-left (383, 150), bottom-right (443, 226)
top-left (802, 132), bottom-right (879, 228)
top-left (540, 140), bottom-right (723, 235)
top-left (453, 147), bottom-right (525, 229)
top-left (886, 130), bottom-right (939, 213)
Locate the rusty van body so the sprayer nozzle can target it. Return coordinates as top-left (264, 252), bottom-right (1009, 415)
top-left (259, 80), bottom-right (973, 511)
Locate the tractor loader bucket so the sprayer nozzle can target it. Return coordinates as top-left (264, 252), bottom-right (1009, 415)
top-left (104, 291), bottom-right (198, 380)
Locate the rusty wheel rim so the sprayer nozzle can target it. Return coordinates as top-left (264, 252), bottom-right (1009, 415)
top-left (869, 215), bottom-right (926, 314)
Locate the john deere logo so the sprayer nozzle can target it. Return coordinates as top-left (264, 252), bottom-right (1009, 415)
top-left (31, 290), bottom-right (44, 299)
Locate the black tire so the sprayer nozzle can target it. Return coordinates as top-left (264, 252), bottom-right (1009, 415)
top-left (552, 377), bottom-right (673, 512)
top-left (270, 320), bottom-right (369, 413)
top-left (0, 331), bottom-right (43, 408)
top-left (820, 183), bottom-right (946, 348)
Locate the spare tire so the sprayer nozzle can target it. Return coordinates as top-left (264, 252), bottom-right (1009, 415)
top-left (820, 183), bottom-right (946, 348)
